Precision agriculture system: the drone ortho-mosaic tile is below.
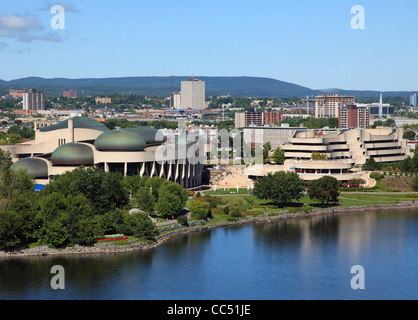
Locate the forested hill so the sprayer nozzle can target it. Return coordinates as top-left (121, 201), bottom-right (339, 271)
top-left (0, 76), bottom-right (320, 98)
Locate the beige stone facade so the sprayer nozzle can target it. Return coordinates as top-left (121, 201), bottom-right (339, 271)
top-left (1, 117), bottom-right (204, 189)
top-left (282, 127), bottom-right (412, 165)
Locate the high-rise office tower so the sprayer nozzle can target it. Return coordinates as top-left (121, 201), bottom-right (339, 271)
top-left (180, 78), bottom-right (206, 110)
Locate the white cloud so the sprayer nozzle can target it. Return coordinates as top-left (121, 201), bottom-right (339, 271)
top-left (0, 14), bottom-right (63, 43)
top-left (0, 15), bottom-right (43, 37)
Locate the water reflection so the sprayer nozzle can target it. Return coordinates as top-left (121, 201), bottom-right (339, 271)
top-left (1, 209), bottom-right (417, 300)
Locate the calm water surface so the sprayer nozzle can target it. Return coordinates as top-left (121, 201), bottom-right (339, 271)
top-left (1, 209), bottom-right (417, 300)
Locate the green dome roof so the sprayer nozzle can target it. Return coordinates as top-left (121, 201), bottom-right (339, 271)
top-left (121, 127), bottom-right (167, 145)
top-left (40, 117), bottom-right (109, 133)
top-left (10, 158), bottom-right (48, 178)
top-left (51, 143), bottom-right (95, 166)
top-left (94, 130), bottom-right (147, 152)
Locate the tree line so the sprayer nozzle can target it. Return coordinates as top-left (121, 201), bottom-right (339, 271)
top-left (254, 171), bottom-right (340, 207)
top-left (0, 150), bottom-right (189, 251)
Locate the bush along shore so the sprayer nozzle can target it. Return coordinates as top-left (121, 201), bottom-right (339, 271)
top-left (2, 201), bottom-right (418, 259)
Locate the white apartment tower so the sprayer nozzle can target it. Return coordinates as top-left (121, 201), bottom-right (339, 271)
top-left (180, 78), bottom-right (206, 110)
top-left (23, 89), bottom-right (45, 111)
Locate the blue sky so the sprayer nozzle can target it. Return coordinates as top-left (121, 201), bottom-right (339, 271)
top-left (1, 0), bottom-right (418, 91)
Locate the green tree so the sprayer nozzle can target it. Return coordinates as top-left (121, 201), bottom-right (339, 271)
top-left (254, 171), bottom-right (305, 206)
top-left (133, 212), bottom-right (157, 241)
top-left (263, 142), bottom-right (271, 164)
top-left (177, 215), bottom-right (188, 226)
top-left (190, 201), bottom-right (210, 220)
top-left (44, 167), bottom-right (129, 216)
top-left (308, 176), bottom-right (340, 205)
top-left (403, 130), bottom-right (416, 140)
top-left (7, 133), bottom-right (22, 145)
top-left (155, 191), bottom-right (183, 218)
top-left (363, 157), bottom-right (381, 171)
top-left (0, 210), bottom-right (25, 251)
top-left (272, 147), bottom-right (285, 165)
top-left (136, 187), bottom-right (155, 214)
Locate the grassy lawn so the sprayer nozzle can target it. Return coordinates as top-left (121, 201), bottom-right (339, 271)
top-left (205, 192), bottom-right (418, 216)
top-left (338, 193), bottom-right (418, 206)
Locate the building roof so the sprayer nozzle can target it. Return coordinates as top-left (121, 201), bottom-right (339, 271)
top-left (10, 158), bottom-right (48, 178)
top-left (121, 127), bottom-right (166, 146)
top-left (94, 130), bottom-right (147, 152)
top-left (39, 117), bottom-right (110, 133)
top-left (51, 143), bottom-right (95, 166)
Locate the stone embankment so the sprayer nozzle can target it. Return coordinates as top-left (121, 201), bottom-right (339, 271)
top-left (1, 201), bottom-right (418, 259)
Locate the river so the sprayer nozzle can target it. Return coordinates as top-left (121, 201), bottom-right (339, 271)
top-left (0, 209), bottom-right (417, 300)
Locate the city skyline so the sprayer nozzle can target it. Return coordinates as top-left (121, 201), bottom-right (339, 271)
top-left (1, 1), bottom-right (418, 91)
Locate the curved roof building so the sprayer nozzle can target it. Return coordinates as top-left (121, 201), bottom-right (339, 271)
top-left (39, 117), bottom-right (109, 133)
top-left (51, 143), bottom-right (95, 166)
top-left (94, 130), bottom-right (147, 152)
top-left (10, 157), bottom-right (49, 179)
top-left (3, 117), bottom-right (204, 189)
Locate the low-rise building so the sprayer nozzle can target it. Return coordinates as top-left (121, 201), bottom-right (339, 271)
top-left (243, 124), bottom-right (307, 150)
top-left (282, 127), bottom-right (412, 165)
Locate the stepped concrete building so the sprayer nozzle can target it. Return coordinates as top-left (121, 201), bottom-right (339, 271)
top-left (282, 127), bottom-right (412, 165)
top-left (2, 117), bottom-right (204, 188)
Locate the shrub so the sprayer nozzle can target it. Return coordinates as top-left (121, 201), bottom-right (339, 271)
top-left (212, 208), bottom-right (223, 215)
top-left (370, 172), bottom-right (384, 181)
top-left (177, 215), bottom-right (188, 226)
top-left (223, 206), bottom-right (230, 214)
top-left (230, 210), bottom-right (242, 218)
top-left (222, 197), bottom-right (251, 214)
top-left (190, 200), bottom-right (210, 220)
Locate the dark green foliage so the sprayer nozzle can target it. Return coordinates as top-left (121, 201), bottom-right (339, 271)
top-left (156, 192), bottom-right (183, 219)
top-left (177, 215), bottom-right (188, 226)
top-left (272, 147), bottom-right (285, 165)
top-left (254, 171), bottom-right (305, 206)
top-left (370, 172), bottom-right (384, 181)
top-left (403, 130), bottom-right (416, 140)
top-left (189, 201), bottom-right (210, 220)
top-left (133, 212), bottom-right (158, 241)
top-left (43, 166), bottom-right (129, 216)
top-left (136, 187), bottom-right (155, 214)
top-left (363, 157), bottom-right (382, 171)
top-left (308, 176), bottom-right (340, 205)
top-left (0, 157), bottom-right (187, 250)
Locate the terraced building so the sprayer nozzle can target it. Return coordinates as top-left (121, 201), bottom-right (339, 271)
top-left (282, 127), bottom-right (413, 165)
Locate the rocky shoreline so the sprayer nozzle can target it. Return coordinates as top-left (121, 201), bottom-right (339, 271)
top-left (1, 201), bottom-right (418, 259)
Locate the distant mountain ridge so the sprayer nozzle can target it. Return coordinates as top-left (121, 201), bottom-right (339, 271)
top-left (0, 76), bottom-right (415, 98)
top-left (0, 76), bottom-right (320, 98)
